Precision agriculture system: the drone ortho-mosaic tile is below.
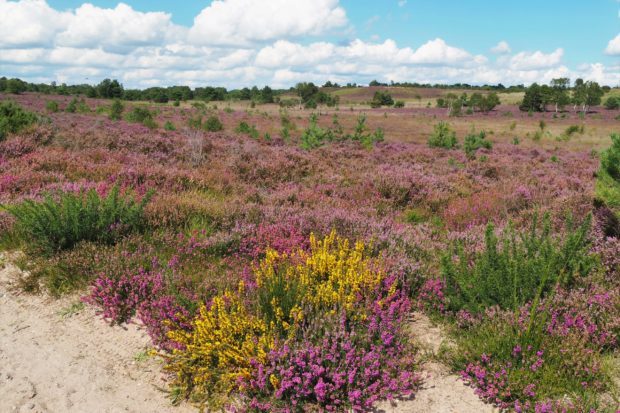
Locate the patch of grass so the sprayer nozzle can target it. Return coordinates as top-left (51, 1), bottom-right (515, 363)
top-left (58, 301), bottom-right (85, 318)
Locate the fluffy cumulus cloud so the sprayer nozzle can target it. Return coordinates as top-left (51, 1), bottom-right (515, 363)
top-left (508, 48), bottom-right (564, 70)
top-left (606, 33), bottom-right (620, 55)
top-left (188, 0), bottom-right (347, 46)
top-left (0, 0), bottom-right (618, 88)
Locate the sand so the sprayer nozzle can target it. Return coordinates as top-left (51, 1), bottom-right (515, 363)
top-left (0, 254), bottom-right (495, 413)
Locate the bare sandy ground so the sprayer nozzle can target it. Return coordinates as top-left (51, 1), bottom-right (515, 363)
top-left (0, 254), bottom-right (495, 413)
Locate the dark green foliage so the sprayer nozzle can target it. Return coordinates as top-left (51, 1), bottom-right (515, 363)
top-left (0, 101), bottom-right (38, 140)
top-left (235, 121), bottom-right (259, 139)
top-left (441, 213), bottom-right (593, 314)
top-left (469, 92), bottom-right (500, 113)
top-left (46, 100), bottom-right (59, 113)
top-left (65, 98), bottom-right (78, 113)
top-left (204, 115), bottom-right (223, 132)
top-left (3, 186), bottom-right (153, 255)
top-left (164, 121), bottom-right (176, 131)
top-left (463, 130), bottom-right (492, 159)
top-left (394, 100), bottom-right (405, 108)
top-left (601, 133), bottom-right (620, 182)
top-left (109, 99), bottom-right (124, 120)
top-left (519, 83), bottom-right (546, 112)
top-left (428, 121), bottom-right (458, 149)
top-left (604, 96), bottom-right (619, 110)
top-left (300, 113), bottom-right (383, 150)
top-left (370, 90), bottom-right (394, 108)
top-left (96, 78), bottom-right (124, 99)
top-left (126, 106), bottom-right (154, 126)
top-left (300, 114), bottom-right (333, 150)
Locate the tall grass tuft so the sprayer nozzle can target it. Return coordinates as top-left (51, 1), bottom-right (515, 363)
top-left (3, 186), bottom-right (153, 255)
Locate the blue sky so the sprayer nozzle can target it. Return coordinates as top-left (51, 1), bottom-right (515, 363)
top-left (2, 0), bottom-right (619, 88)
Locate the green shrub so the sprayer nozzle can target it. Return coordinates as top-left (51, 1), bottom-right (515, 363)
top-left (428, 121), bottom-right (458, 149)
top-left (46, 100), bottom-right (59, 113)
top-left (600, 132), bottom-right (620, 182)
top-left (0, 101), bottom-right (38, 141)
top-left (370, 90), bottom-right (394, 108)
top-left (235, 121), bottom-right (259, 139)
top-left (3, 186), bottom-right (153, 255)
top-left (441, 213), bottom-right (593, 314)
top-left (300, 114), bottom-right (333, 150)
top-left (393, 100), bottom-right (405, 108)
top-left (126, 106), bottom-right (154, 123)
top-left (604, 96), bottom-right (619, 110)
top-left (463, 130), bottom-right (492, 159)
top-left (109, 99), bottom-right (124, 120)
top-left (164, 121), bottom-right (176, 131)
top-left (204, 115), bottom-right (223, 132)
top-left (65, 98), bottom-right (78, 113)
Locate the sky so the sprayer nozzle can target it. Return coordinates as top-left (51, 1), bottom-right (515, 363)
top-left (1, 0), bottom-right (619, 89)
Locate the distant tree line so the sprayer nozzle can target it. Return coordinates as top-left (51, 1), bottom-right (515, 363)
top-left (519, 78), bottom-right (613, 113)
top-left (0, 76), bottom-right (282, 104)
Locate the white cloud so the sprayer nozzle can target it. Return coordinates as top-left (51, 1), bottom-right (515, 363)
top-left (0, 1), bottom-right (617, 88)
top-left (491, 41), bottom-right (511, 54)
top-left (605, 33), bottom-right (620, 55)
top-left (188, 0), bottom-right (347, 47)
top-left (0, 0), bottom-right (71, 48)
top-left (398, 0), bottom-right (407, 7)
top-left (56, 3), bottom-right (182, 52)
top-left (509, 48), bottom-right (564, 70)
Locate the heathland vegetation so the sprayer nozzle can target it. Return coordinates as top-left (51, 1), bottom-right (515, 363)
top-left (0, 76), bottom-right (619, 412)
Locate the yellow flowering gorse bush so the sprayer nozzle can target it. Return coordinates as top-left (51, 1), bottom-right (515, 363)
top-left (164, 286), bottom-right (275, 408)
top-left (164, 231), bottom-right (388, 409)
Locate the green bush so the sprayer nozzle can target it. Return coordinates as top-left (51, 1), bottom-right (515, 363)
top-left (604, 96), bottom-right (619, 110)
top-left (463, 130), bottom-right (492, 159)
top-left (235, 121), bottom-right (259, 139)
top-left (393, 100), bottom-right (405, 108)
top-left (0, 101), bottom-right (38, 141)
top-left (164, 121), bottom-right (176, 131)
top-left (65, 97), bottom-right (78, 113)
top-left (204, 115), bottom-right (223, 132)
top-left (441, 213), bottom-right (593, 314)
top-left (370, 90), bottom-right (394, 108)
top-left (428, 121), bottom-right (458, 149)
top-left (126, 106), bottom-right (154, 124)
top-left (300, 114), bottom-right (333, 149)
top-left (109, 99), bottom-right (124, 120)
top-left (600, 133), bottom-right (620, 182)
top-left (46, 100), bottom-right (59, 113)
top-left (3, 186), bottom-right (153, 255)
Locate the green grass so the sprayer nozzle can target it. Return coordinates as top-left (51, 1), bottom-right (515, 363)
top-left (57, 301), bottom-right (85, 318)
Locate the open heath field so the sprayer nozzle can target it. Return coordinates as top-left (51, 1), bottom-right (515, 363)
top-left (0, 85), bottom-right (619, 412)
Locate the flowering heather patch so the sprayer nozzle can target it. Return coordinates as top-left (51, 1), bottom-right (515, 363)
top-left (1, 94), bottom-right (618, 411)
top-left (162, 232), bottom-right (420, 411)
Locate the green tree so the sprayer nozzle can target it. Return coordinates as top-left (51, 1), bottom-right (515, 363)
top-left (572, 79), bottom-right (603, 113)
top-left (550, 78), bottom-right (570, 113)
top-left (109, 99), bottom-right (124, 120)
top-left (295, 82), bottom-right (319, 104)
top-left (96, 79), bottom-right (123, 99)
top-left (519, 83), bottom-right (545, 112)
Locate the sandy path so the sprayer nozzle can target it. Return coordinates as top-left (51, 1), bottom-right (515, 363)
top-left (0, 256), bottom-right (194, 413)
top-left (375, 314), bottom-right (497, 413)
top-left (0, 254), bottom-right (494, 413)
